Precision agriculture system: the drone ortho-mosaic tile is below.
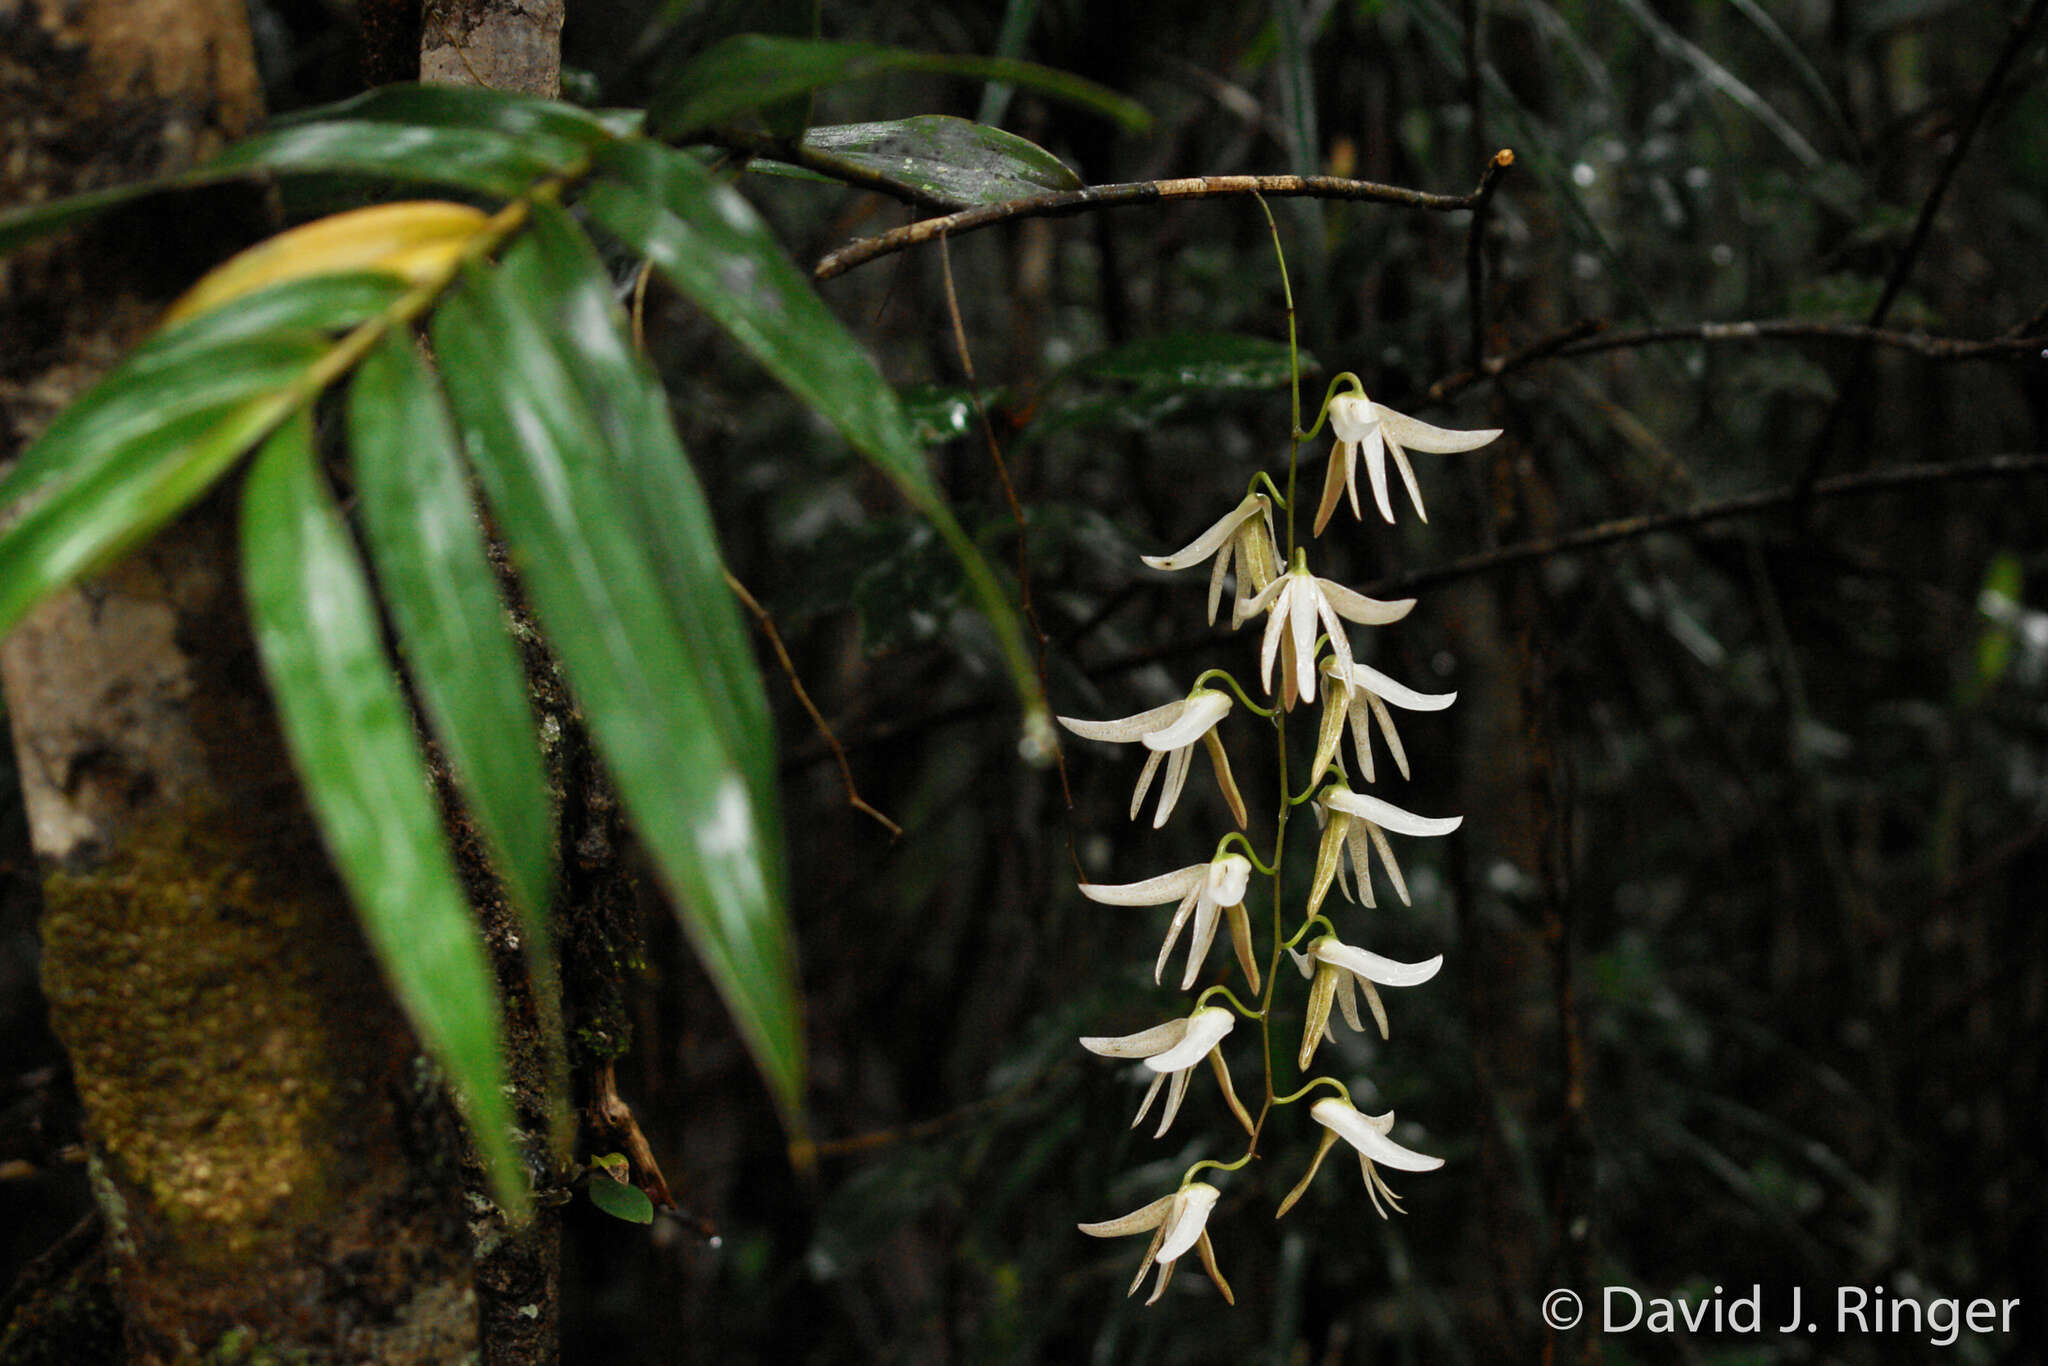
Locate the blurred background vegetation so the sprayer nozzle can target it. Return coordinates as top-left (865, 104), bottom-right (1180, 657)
top-left (6, 0), bottom-right (2046, 1362)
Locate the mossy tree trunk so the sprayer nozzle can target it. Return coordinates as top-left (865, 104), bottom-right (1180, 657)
top-left (0, 2), bottom-right (481, 1361)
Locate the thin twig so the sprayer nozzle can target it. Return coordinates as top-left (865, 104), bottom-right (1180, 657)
top-left (1793, 0), bottom-right (2048, 502)
top-left (1429, 317), bottom-right (2048, 400)
top-left (815, 158), bottom-right (1515, 281)
top-left (724, 568), bottom-right (902, 839)
top-left (1367, 453), bottom-right (2048, 599)
top-left (934, 233), bottom-right (1078, 817)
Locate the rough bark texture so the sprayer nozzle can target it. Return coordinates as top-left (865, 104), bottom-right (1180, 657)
top-left (421, 0), bottom-right (563, 97)
top-left (0, 2), bottom-right (481, 1361)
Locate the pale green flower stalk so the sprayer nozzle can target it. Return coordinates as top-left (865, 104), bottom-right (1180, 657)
top-left (1065, 201), bottom-right (1499, 1304)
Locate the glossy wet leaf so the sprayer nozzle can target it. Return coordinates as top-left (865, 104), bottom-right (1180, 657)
top-left (0, 393), bottom-right (293, 636)
top-left (240, 413), bottom-right (525, 1215)
top-left (504, 201), bottom-right (779, 821)
top-left (431, 261), bottom-right (805, 1129)
top-left (349, 329), bottom-right (556, 928)
top-left (1078, 333), bottom-right (1316, 391)
top-left (205, 121), bottom-right (568, 199)
top-left (270, 84), bottom-right (629, 164)
top-left (649, 34), bottom-right (1149, 139)
top-left (801, 115), bottom-right (1080, 207)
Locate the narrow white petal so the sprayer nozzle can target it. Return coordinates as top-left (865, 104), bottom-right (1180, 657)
top-left (1059, 699), bottom-right (1187, 743)
top-left (1180, 898), bottom-right (1221, 990)
top-left (1081, 1018), bottom-right (1189, 1058)
top-left (1141, 496), bottom-right (1265, 571)
top-left (1079, 865), bottom-right (1206, 906)
top-left (1310, 581), bottom-right (1353, 688)
top-left (1289, 577), bottom-right (1319, 702)
top-left (1144, 1007), bottom-right (1234, 1073)
top-left (1366, 820), bottom-right (1411, 906)
top-left (1128, 748), bottom-right (1164, 822)
top-left (1205, 537), bottom-right (1232, 625)
top-left (1258, 580), bottom-right (1294, 693)
top-left (1314, 939), bottom-right (1444, 988)
top-left (1363, 423), bottom-right (1394, 523)
top-left (1152, 742), bottom-right (1194, 828)
top-left (1078, 1192), bottom-right (1177, 1237)
top-left (1156, 1185), bottom-right (1219, 1264)
top-left (1142, 690), bottom-right (1230, 751)
top-left (1376, 407), bottom-right (1501, 454)
top-left (1132, 1071), bottom-right (1166, 1128)
top-left (1386, 430), bottom-right (1427, 523)
top-left (1319, 580), bottom-right (1416, 626)
top-left (1323, 787), bottom-right (1462, 837)
top-left (1154, 1065), bottom-right (1192, 1137)
top-left (1335, 659), bottom-right (1457, 711)
top-left (1311, 1099), bottom-right (1444, 1172)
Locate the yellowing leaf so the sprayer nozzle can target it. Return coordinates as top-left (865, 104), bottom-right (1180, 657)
top-left (163, 201), bottom-right (488, 327)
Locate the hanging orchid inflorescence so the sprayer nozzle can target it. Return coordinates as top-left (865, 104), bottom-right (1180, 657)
top-left (1062, 311), bottom-right (1500, 1304)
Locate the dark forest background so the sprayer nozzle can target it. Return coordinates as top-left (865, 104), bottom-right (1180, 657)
top-left (5, 1), bottom-right (2047, 1362)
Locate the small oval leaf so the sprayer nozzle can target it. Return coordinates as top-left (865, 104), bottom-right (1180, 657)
top-left (587, 1175), bottom-right (655, 1225)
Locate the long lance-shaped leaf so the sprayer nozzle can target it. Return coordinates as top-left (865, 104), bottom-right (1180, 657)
top-left (240, 412), bottom-right (526, 1214)
top-left (268, 84), bottom-right (634, 159)
top-left (792, 116), bottom-right (1080, 208)
top-left (348, 329), bottom-right (556, 929)
top-left (582, 139), bottom-right (1047, 732)
top-left (0, 116), bottom-right (581, 255)
top-left (0, 333), bottom-right (327, 515)
top-left (498, 200), bottom-right (778, 832)
top-left (649, 34), bottom-right (1150, 139)
top-left (0, 390), bottom-right (300, 637)
top-left (431, 265), bottom-right (805, 1131)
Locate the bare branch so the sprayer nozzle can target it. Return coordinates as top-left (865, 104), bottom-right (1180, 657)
top-left (814, 154), bottom-right (1515, 281)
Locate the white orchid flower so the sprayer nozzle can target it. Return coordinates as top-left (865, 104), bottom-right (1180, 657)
top-left (1291, 933), bottom-right (1443, 1067)
top-left (1079, 852), bottom-right (1261, 992)
top-left (1276, 1098), bottom-right (1443, 1219)
top-left (1243, 561), bottom-right (1414, 709)
top-left (1307, 780), bottom-right (1461, 914)
top-left (1314, 390), bottom-right (1501, 533)
top-left (1079, 1180), bottom-right (1232, 1305)
top-left (1141, 492), bottom-right (1281, 628)
top-left (1311, 657), bottom-right (1457, 785)
top-left (1080, 1005), bottom-right (1253, 1139)
top-left (1057, 687), bottom-right (1247, 829)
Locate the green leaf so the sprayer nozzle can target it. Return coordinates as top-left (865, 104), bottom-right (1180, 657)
top-left (240, 412), bottom-right (525, 1214)
top-left (431, 259), bottom-right (805, 1129)
top-left (587, 1175), bottom-right (655, 1225)
top-left (582, 140), bottom-right (1046, 729)
top-left (269, 84), bottom-right (628, 163)
top-left (0, 331), bottom-right (327, 514)
top-left (0, 182), bottom-right (170, 256)
top-left (205, 121), bottom-right (570, 198)
top-left (503, 201), bottom-right (779, 825)
top-left (136, 272), bottom-right (409, 360)
top-left (800, 116), bottom-right (1080, 208)
top-left (1077, 333), bottom-right (1317, 390)
top-left (0, 393), bottom-right (293, 637)
top-left (348, 329), bottom-right (556, 929)
top-left (648, 34), bottom-right (1149, 140)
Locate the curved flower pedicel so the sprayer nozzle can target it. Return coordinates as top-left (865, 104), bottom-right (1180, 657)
top-left (1293, 934), bottom-right (1443, 1066)
top-left (1079, 853), bottom-right (1261, 991)
top-left (1141, 491), bottom-right (1281, 628)
top-left (1314, 389), bottom-right (1502, 533)
top-left (1081, 1005), bottom-right (1254, 1138)
top-left (1311, 657), bottom-right (1457, 784)
top-left (1276, 1098), bottom-right (1443, 1219)
top-left (1079, 1181), bottom-right (1232, 1305)
top-left (1058, 688), bottom-right (1247, 829)
top-left (1245, 559), bottom-right (1415, 709)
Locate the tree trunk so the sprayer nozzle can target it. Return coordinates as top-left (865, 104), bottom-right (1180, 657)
top-left (0, 3), bottom-right (480, 1361)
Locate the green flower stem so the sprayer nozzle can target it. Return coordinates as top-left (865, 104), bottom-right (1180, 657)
top-left (1283, 913), bottom-right (1335, 952)
top-left (1196, 983), bottom-right (1262, 1020)
top-left (1189, 668), bottom-right (1275, 719)
top-left (1248, 470), bottom-right (1289, 510)
top-left (1300, 371), bottom-right (1365, 443)
top-left (1272, 1076), bottom-right (1350, 1108)
top-left (1214, 832), bottom-right (1276, 878)
top-left (1184, 1150), bottom-right (1256, 1182)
